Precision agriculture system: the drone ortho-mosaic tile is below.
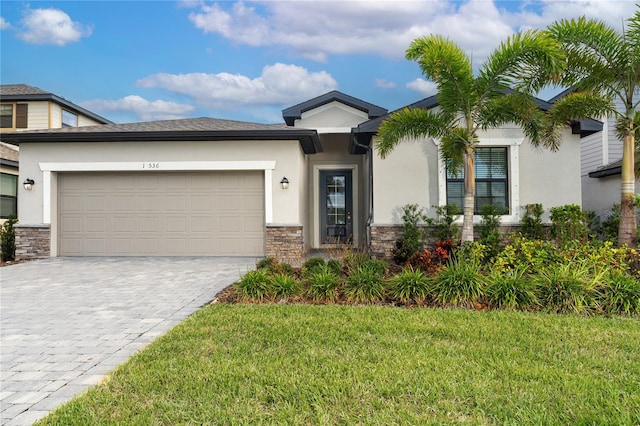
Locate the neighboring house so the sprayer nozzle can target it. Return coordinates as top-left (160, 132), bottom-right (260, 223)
top-left (1, 90), bottom-right (600, 261)
top-left (0, 84), bottom-right (113, 223)
top-left (550, 88), bottom-right (640, 222)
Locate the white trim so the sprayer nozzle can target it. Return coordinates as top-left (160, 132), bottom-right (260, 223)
top-left (38, 161), bottom-right (277, 225)
top-left (39, 161), bottom-right (276, 172)
top-left (435, 138), bottom-right (523, 224)
top-left (312, 164), bottom-right (359, 248)
top-left (264, 169), bottom-right (273, 224)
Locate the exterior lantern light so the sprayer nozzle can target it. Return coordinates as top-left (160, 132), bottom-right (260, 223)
top-left (23, 178), bottom-right (35, 191)
top-left (280, 177), bottom-right (289, 190)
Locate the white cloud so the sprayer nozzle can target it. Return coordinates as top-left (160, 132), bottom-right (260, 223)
top-left (406, 78), bottom-right (438, 97)
top-left (375, 79), bottom-right (396, 89)
top-left (17, 8), bottom-right (92, 46)
top-left (0, 17), bottom-right (11, 30)
top-left (187, 0), bottom-right (636, 64)
top-left (81, 96), bottom-right (196, 122)
top-left (136, 63), bottom-right (338, 109)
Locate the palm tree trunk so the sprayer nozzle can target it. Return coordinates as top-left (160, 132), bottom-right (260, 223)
top-left (461, 151), bottom-right (475, 243)
top-left (618, 126), bottom-right (637, 247)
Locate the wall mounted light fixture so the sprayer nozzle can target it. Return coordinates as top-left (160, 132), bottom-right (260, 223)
top-left (23, 178), bottom-right (35, 191)
top-left (280, 177), bottom-right (289, 190)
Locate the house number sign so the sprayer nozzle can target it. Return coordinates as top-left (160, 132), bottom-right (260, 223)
top-left (142, 162), bottom-right (160, 169)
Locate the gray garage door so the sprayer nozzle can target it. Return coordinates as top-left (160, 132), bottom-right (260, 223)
top-left (58, 171), bottom-right (265, 256)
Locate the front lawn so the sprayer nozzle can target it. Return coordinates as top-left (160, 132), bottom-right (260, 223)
top-left (38, 305), bottom-right (640, 425)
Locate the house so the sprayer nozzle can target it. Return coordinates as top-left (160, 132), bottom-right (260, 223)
top-left (0, 84), bottom-right (113, 222)
top-left (0, 90), bottom-right (600, 261)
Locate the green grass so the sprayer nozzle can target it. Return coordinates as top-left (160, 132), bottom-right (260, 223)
top-left (38, 305), bottom-right (640, 425)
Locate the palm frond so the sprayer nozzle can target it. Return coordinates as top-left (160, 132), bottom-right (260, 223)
top-left (439, 127), bottom-right (477, 175)
top-left (478, 29), bottom-right (565, 96)
top-left (406, 35), bottom-right (475, 116)
top-left (376, 108), bottom-right (453, 159)
top-left (544, 92), bottom-right (614, 149)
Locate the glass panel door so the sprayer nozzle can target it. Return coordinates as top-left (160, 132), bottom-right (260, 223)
top-left (320, 170), bottom-right (352, 244)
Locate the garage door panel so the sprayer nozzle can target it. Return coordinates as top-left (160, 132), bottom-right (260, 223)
top-left (59, 171), bottom-right (265, 256)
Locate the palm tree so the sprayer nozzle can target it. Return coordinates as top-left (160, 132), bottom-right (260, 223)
top-left (376, 31), bottom-right (564, 243)
top-left (545, 8), bottom-right (640, 247)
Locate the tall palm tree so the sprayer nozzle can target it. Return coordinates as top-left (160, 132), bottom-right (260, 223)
top-left (376, 31), bottom-right (564, 243)
top-left (546, 8), bottom-right (640, 247)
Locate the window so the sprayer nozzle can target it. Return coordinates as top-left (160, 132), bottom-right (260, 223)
top-left (446, 147), bottom-right (509, 213)
top-left (0, 173), bottom-right (18, 218)
top-left (62, 110), bottom-right (78, 127)
top-left (0, 103), bottom-right (28, 129)
top-left (0, 104), bottom-right (13, 128)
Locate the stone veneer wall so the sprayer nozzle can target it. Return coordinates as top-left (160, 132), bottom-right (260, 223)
top-left (369, 224), bottom-right (531, 261)
top-left (266, 225), bottom-right (304, 266)
top-left (15, 224), bottom-right (50, 260)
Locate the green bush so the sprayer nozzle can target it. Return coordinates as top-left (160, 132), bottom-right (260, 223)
top-left (432, 259), bottom-right (485, 307)
top-left (0, 216), bottom-right (17, 262)
top-left (272, 273), bottom-right (301, 298)
top-left (305, 265), bottom-right (341, 302)
top-left (344, 266), bottom-right (386, 303)
top-left (326, 259), bottom-right (343, 275)
top-left (601, 204), bottom-right (620, 243)
top-left (432, 205), bottom-right (461, 242)
top-left (550, 204), bottom-right (589, 245)
top-left (534, 262), bottom-right (599, 315)
top-left (485, 268), bottom-right (537, 310)
top-left (393, 204), bottom-right (429, 264)
top-left (492, 236), bottom-right (560, 273)
top-left (390, 267), bottom-right (431, 304)
top-left (521, 204), bottom-right (545, 240)
top-left (302, 257), bottom-right (326, 277)
top-left (477, 205), bottom-right (504, 261)
top-left (237, 270), bottom-right (273, 302)
top-left (597, 272), bottom-right (640, 316)
top-left (256, 257), bottom-right (294, 276)
top-left (342, 251), bottom-right (371, 271)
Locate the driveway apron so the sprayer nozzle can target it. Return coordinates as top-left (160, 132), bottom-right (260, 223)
top-left (0, 257), bottom-right (256, 425)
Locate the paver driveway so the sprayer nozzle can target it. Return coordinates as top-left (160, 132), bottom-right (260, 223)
top-left (0, 257), bottom-right (257, 425)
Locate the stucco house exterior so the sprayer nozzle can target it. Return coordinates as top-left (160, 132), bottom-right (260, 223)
top-left (1, 90), bottom-right (600, 261)
top-left (0, 84), bottom-right (112, 223)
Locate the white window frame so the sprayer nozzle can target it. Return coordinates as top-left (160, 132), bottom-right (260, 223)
top-left (434, 137), bottom-right (523, 224)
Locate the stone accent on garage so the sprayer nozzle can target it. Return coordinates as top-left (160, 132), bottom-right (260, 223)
top-left (266, 224), bottom-right (304, 266)
top-left (15, 224), bottom-right (51, 260)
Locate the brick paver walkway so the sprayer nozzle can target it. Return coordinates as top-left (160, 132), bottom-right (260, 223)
top-left (0, 257), bottom-right (256, 425)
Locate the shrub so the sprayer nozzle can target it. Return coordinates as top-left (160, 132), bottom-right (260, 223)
top-left (342, 251), bottom-right (371, 272)
top-left (393, 204), bottom-right (429, 264)
top-left (344, 266), bottom-right (386, 303)
top-left (237, 270), bottom-right (273, 302)
top-left (597, 272), bottom-right (640, 316)
top-left (390, 267), bottom-right (431, 304)
top-left (272, 273), bottom-right (301, 298)
top-left (477, 205), bottom-right (504, 261)
top-left (0, 216), bottom-right (17, 262)
top-left (550, 204), bottom-right (589, 246)
top-left (326, 259), bottom-right (343, 275)
top-left (492, 236), bottom-right (560, 273)
top-left (601, 204), bottom-right (620, 243)
top-left (455, 241), bottom-right (487, 266)
top-left (485, 268), bottom-right (537, 310)
top-left (534, 262), bottom-right (599, 315)
top-left (432, 205), bottom-right (460, 242)
top-left (431, 259), bottom-right (485, 307)
top-left (521, 204), bottom-right (545, 240)
top-left (305, 265), bottom-right (341, 302)
top-left (302, 257), bottom-right (326, 277)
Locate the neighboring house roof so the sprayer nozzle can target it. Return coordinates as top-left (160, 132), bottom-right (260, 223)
top-left (588, 158), bottom-right (640, 178)
top-left (0, 117), bottom-right (323, 154)
top-left (282, 90), bottom-right (388, 126)
top-left (0, 142), bottom-right (19, 169)
top-left (0, 84), bottom-right (114, 125)
top-left (349, 91), bottom-right (603, 154)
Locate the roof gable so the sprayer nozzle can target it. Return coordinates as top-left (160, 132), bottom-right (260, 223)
top-left (282, 90), bottom-right (387, 126)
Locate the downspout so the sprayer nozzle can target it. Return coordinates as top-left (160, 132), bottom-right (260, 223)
top-left (352, 134), bottom-right (374, 250)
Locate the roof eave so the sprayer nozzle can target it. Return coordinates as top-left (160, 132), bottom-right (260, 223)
top-left (0, 93), bottom-right (114, 125)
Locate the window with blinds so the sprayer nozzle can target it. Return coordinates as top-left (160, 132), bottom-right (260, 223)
top-left (446, 147), bottom-right (509, 214)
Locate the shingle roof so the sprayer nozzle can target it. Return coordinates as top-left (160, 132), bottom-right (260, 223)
top-left (0, 117), bottom-right (323, 154)
top-left (0, 84), bottom-right (50, 96)
top-left (0, 83), bottom-right (113, 125)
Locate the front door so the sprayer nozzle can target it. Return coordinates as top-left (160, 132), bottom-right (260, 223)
top-left (320, 170), bottom-right (353, 244)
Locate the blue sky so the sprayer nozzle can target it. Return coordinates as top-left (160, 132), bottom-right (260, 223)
top-left (1, 0), bottom-right (636, 124)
